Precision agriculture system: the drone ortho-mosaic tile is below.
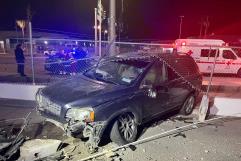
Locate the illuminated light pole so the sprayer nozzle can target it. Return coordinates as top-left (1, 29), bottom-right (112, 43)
top-left (104, 29), bottom-right (108, 41)
top-left (94, 8), bottom-right (98, 56)
top-left (96, 0), bottom-right (103, 57)
top-left (109, 0), bottom-right (116, 56)
top-left (179, 16), bottom-right (184, 39)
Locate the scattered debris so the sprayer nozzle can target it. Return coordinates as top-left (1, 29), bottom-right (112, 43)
top-left (142, 148), bottom-right (146, 153)
top-left (204, 150), bottom-right (209, 153)
top-left (80, 116), bottom-right (225, 161)
top-left (18, 139), bottom-right (62, 161)
top-left (0, 135), bottom-right (25, 161)
top-left (0, 117), bottom-right (29, 161)
top-left (173, 132), bottom-right (186, 138)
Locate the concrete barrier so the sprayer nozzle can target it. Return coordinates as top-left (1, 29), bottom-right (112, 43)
top-left (0, 83), bottom-right (45, 101)
top-left (0, 83), bottom-right (240, 118)
top-left (210, 97), bottom-right (241, 117)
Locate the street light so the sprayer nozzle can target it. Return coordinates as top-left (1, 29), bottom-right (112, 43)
top-left (179, 16), bottom-right (184, 39)
top-left (93, 25), bottom-right (101, 30)
top-left (104, 29), bottom-right (108, 41)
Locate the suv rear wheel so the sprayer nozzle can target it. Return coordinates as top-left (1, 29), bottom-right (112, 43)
top-left (110, 113), bottom-right (138, 145)
top-left (180, 95), bottom-right (195, 115)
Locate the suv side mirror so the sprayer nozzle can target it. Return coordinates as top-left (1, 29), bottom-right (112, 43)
top-left (140, 81), bottom-right (158, 98)
top-left (140, 80), bottom-right (153, 89)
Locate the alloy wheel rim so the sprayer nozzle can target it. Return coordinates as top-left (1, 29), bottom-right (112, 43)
top-left (118, 114), bottom-right (135, 141)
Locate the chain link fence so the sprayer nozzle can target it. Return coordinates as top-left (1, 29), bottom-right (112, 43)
top-left (0, 38), bottom-right (172, 84)
top-left (0, 38), bottom-right (240, 101)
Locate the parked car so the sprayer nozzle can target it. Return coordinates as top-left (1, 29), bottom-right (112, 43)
top-left (44, 49), bottom-right (91, 74)
top-left (44, 49), bottom-right (57, 56)
top-left (36, 52), bottom-right (202, 152)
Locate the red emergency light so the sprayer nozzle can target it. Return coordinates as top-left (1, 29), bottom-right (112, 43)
top-left (181, 41), bottom-right (186, 46)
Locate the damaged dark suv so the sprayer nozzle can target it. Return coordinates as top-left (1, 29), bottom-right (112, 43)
top-left (36, 52), bottom-right (202, 152)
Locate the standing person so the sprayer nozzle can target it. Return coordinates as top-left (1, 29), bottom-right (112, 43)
top-left (15, 44), bottom-right (26, 76)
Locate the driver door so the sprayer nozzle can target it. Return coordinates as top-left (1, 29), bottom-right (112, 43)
top-left (139, 61), bottom-right (170, 120)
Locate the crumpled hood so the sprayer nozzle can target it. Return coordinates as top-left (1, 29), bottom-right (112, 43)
top-left (41, 76), bottom-right (128, 106)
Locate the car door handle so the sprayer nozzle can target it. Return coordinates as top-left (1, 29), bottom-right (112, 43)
top-left (156, 86), bottom-right (168, 93)
top-left (128, 91), bottom-right (139, 99)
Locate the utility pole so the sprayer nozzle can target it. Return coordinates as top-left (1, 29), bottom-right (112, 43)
top-left (118, 0), bottom-right (124, 42)
top-left (94, 8), bottom-right (98, 56)
top-left (178, 16), bottom-right (184, 39)
top-left (109, 0), bottom-right (116, 56)
top-left (204, 16), bottom-right (210, 38)
top-left (199, 18), bottom-right (204, 38)
top-left (27, 4), bottom-right (35, 85)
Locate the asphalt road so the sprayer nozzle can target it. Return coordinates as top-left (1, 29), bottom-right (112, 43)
top-left (0, 99), bottom-right (240, 161)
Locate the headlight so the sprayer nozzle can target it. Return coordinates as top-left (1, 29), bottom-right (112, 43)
top-left (65, 107), bottom-right (94, 122)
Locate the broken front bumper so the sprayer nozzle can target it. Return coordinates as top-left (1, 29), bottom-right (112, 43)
top-left (38, 110), bottom-right (104, 136)
top-left (37, 110), bottom-right (106, 152)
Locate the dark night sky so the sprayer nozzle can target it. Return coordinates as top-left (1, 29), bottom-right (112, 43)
top-left (0, 0), bottom-right (241, 40)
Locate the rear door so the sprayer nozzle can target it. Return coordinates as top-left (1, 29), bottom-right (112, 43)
top-left (166, 65), bottom-right (190, 109)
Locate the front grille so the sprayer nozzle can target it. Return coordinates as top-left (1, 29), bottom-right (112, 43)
top-left (39, 95), bottom-right (61, 116)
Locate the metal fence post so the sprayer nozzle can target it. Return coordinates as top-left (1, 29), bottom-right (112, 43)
top-left (199, 47), bottom-right (219, 122)
top-left (206, 47), bottom-right (219, 95)
top-left (29, 22), bottom-right (35, 85)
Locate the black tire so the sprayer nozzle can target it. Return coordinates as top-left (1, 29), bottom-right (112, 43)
top-left (110, 113), bottom-right (138, 145)
top-left (237, 69), bottom-right (241, 78)
top-left (180, 95), bottom-right (195, 115)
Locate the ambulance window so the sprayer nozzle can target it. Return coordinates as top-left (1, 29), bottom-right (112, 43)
top-left (201, 49), bottom-right (219, 57)
top-left (232, 48), bottom-right (241, 58)
top-left (223, 50), bottom-right (236, 59)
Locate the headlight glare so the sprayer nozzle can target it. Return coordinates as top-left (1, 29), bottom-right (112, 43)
top-left (65, 107), bottom-right (94, 122)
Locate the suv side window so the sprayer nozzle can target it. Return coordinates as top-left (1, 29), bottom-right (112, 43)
top-left (141, 61), bottom-right (167, 86)
top-left (223, 50), bottom-right (236, 59)
top-left (167, 66), bottom-right (180, 81)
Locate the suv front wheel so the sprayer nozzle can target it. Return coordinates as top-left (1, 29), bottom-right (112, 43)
top-left (110, 113), bottom-right (138, 145)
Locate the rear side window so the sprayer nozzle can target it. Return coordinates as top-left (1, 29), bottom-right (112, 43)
top-left (201, 49), bottom-right (219, 57)
top-left (168, 57), bottom-right (199, 78)
top-left (167, 66), bottom-right (180, 81)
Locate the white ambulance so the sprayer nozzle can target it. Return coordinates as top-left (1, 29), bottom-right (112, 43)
top-left (175, 39), bottom-right (241, 77)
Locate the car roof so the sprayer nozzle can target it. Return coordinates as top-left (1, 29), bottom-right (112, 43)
top-left (114, 51), bottom-right (192, 61)
top-left (114, 52), bottom-right (199, 76)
